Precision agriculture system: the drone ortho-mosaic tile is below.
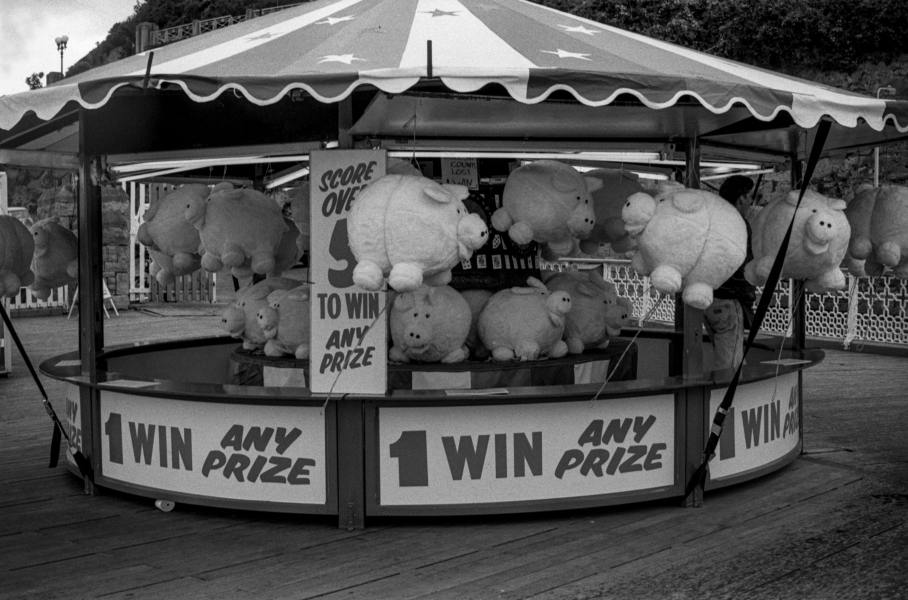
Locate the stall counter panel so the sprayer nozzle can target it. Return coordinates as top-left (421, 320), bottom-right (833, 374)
top-left (370, 394), bottom-right (677, 510)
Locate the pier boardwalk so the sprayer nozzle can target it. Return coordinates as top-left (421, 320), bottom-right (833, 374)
top-left (2, 309), bottom-right (907, 600)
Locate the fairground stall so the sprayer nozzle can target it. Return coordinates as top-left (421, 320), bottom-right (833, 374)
top-left (2, 0), bottom-right (907, 528)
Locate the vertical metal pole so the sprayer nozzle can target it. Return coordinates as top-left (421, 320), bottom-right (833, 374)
top-left (334, 97), bottom-right (365, 529)
top-left (790, 152), bottom-right (806, 454)
top-left (78, 109), bottom-right (104, 494)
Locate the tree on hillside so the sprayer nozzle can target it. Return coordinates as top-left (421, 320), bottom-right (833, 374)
top-left (25, 72), bottom-right (44, 90)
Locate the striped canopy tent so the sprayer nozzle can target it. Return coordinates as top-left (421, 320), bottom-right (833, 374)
top-left (2, 0), bottom-right (908, 164)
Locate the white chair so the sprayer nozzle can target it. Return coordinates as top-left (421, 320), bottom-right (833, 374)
top-left (68, 281), bottom-right (119, 319)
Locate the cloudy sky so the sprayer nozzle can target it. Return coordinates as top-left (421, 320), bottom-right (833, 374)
top-left (0, 0), bottom-right (136, 97)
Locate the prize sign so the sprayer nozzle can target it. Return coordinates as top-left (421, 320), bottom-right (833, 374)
top-left (309, 150), bottom-right (387, 395)
top-left (708, 372), bottom-right (801, 480)
top-left (100, 392), bottom-right (327, 505)
top-left (378, 395), bottom-right (675, 506)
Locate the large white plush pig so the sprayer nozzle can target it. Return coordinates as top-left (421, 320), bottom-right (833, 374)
top-left (746, 189), bottom-right (849, 293)
top-left (348, 174), bottom-right (489, 292)
top-left (623, 187), bottom-right (747, 310)
top-left (492, 160), bottom-right (599, 258)
top-left (29, 217), bottom-right (78, 300)
top-left (389, 285), bottom-right (471, 363)
top-left (844, 185), bottom-right (908, 278)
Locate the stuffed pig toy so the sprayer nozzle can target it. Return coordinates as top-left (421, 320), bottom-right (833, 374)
top-left (623, 187), bottom-right (747, 310)
top-left (844, 185), bottom-right (908, 278)
top-left (138, 184), bottom-right (213, 278)
top-left (477, 277), bottom-right (572, 361)
top-left (577, 169), bottom-right (645, 255)
top-left (460, 288), bottom-right (493, 360)
top-left (0, 215), bottom-right (35, 298)
top-left (746, 189), bottom-right (849, 293)
top-left (256, 285), bottom-right (311, 359)
top-left (348, 174), bottom-right (489, 292)
top-left (29, 217), bottom-right (78, 300)
top-left (186, 186), bottom-right (287, 278)
top-left (229, 217), bottom-right (303, 280)
top-left (219, 277), bottom-right (298, 350)
top-left (148, 248), bottom-right (202, 286)
top-left (389, 284), bottom-right (471, 363)
top-left (546, 270), bottom-right (633, 354)
top-left (492, 160), bottom-right (599, 258)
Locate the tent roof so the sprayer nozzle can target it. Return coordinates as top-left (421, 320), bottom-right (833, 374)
top-left (2, 0), bottom-right (907, 159)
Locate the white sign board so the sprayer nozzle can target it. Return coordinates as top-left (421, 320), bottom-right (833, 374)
top-left (100, 392), bottom-right (327, 505)
top-left (309, 150), bottom-right (388, 395)
top-left (378, 395), bottom-right (675, 506)
top-left (440, 158), bottom-right (478, 190)
top-left (64, 383), bottom-right (82, 470)
top-left (708, 372), bottom-right (800, 480)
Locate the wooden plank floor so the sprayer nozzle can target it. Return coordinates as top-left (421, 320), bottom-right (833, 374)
top-left (2, 308), bottom-right (907, 599)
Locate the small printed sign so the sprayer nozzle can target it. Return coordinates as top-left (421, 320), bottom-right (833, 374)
top-left (440, 158), bottom-right (478, 190)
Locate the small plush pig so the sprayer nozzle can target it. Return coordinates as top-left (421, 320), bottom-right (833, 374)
top-left (577, 169), bottom-right (644, 255)
top-left (186, 186), bottom-right (287, 277)
top-left (492, 160), bottom-right (599, 258)
top-left (623, 187), bottom-right (747, 310)
top-left (747, 189), bottom-right (849, 293)
top-left (844, 185), bottom-right (908, 278)
top-left (477, 277), bottom-right (572, 361)
top-left (0, 215), bottom-right (35, 298)
top-left (389, 285), bottom-right (471, 363)
top-left (348, 174), bottom-right (489, 292)
top-left (29, 217), bottom-right (78, 300)
top-left (546, 270), bottom-right (633, 354)
top-left (256, 285), bottom-right (311, 359)
top-left (219, 277), bottom-right (297, 350)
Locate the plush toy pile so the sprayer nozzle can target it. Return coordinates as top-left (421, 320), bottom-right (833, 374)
top-left (492, 160), bottom-right (599, 258)
top-left (0, 215), bottom-right (35, 298)
top-left (577, 169), bottom-right (644, 255)
top-left (219, 277), bottom-right (298, 350)
top-left (844, 184), bottom-right (908, 279)
top-left (545, 270), bottom-right (633, 354)
top-left (29, 217), bottom-right (78, 300)
top-left (746, 189), bottom-right (850, 292)
top-left (348, 174), bottom-right (489, 292)
top-left (623, 186), bottom-right (748, 310)
top-left (389, 284), bottom-right (471, 363)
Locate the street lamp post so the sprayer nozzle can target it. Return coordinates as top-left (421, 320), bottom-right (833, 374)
top-left (55, 35), bottom-right (69, 76)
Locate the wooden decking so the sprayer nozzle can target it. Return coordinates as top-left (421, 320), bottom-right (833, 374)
top-left (2, 309), bottom-right (907, 599)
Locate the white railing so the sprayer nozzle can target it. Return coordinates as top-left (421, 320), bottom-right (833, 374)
top-left (151, 3), bottom-right (310, 47)
top-left (9, 285), bottom-right (70, 312)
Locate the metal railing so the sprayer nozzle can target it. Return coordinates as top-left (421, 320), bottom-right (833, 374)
top-left (151, 2), bottom-right (310, 47)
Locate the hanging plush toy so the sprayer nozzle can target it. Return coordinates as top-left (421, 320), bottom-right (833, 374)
top-left (0, 215), bottom-right (35, 298)
top-left (256, 284), bottom-right (311, 359)
top-left (546, 270), bottom-right (633, 354)
top-left (577, 169), bottom-right (644, 255)
top-left (29, 217), bottom-right (78, 300)
top-left (389, 284), bottom-right (471, 363)
top-left (348, 174), bottom-right (489, 292)
top-left (747, 189), bottom-right (850, 293)
top-left (186, 186), bottom-right (288, 277)
top-left (477, 276), bottom-right (572, 361)
top-left (491, 160), bottom-right (599, 258)
top-left (219, 277), bottom-right (298, 350)
top-left (138, 184), bottom-right (214, 282)
top-left (623, 187), bottom-right (747, 310)
top-left (844, 185), bottom-right (908, 278)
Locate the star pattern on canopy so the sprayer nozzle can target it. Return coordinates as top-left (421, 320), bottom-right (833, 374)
top-left (558, 24), bottom-right (599, 36)
top-left (424, 9), bottom-right (459, 17)
top-left (317, 15), bottom-right (356, 25)
top-left (542, 49), bottom-right (592, 61)
top-left (319, 54), bottom-right (366, 65)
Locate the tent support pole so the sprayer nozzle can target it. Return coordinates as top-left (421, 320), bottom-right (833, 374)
top-left (680, 136), bottom-right (705, 508)
top-left (77, 108), bottom-right (104, 495)
top-left (790, 152), bottom-right (806, 454)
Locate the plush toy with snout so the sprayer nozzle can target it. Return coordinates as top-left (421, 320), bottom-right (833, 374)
top-left (29, 217), bottom-right (78, 300)
top-left (186, 186), bottom-right (287, 278)
top-left (623, 187), bottom-right (748, 310)
top-left (477, 276), bottom-right (572, 361)
top-left (747, 189), bottom-right (850, 293)
top-left (577, 169), bottom-right (645, 255)
top-left (219, 277), bottom-right (298, 350)
top-left (492, 160), bottom-right (599, 258)
top-left (546, 270), bottom-right (634, 354)
top-left (256, 284), bottom-right (311, 359)
top-left (138, 184), bottom-right (214, 282)
top-left (844, 185), bottom-right (908, 279)
top-left (0, 215), bottom-right (35, 298)
top-left (389, 284), bottom-right (471, 363)
top-left (147, 249), bottom-right (202, 286)
top-left (348, 174), bottom-right (489, 292)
